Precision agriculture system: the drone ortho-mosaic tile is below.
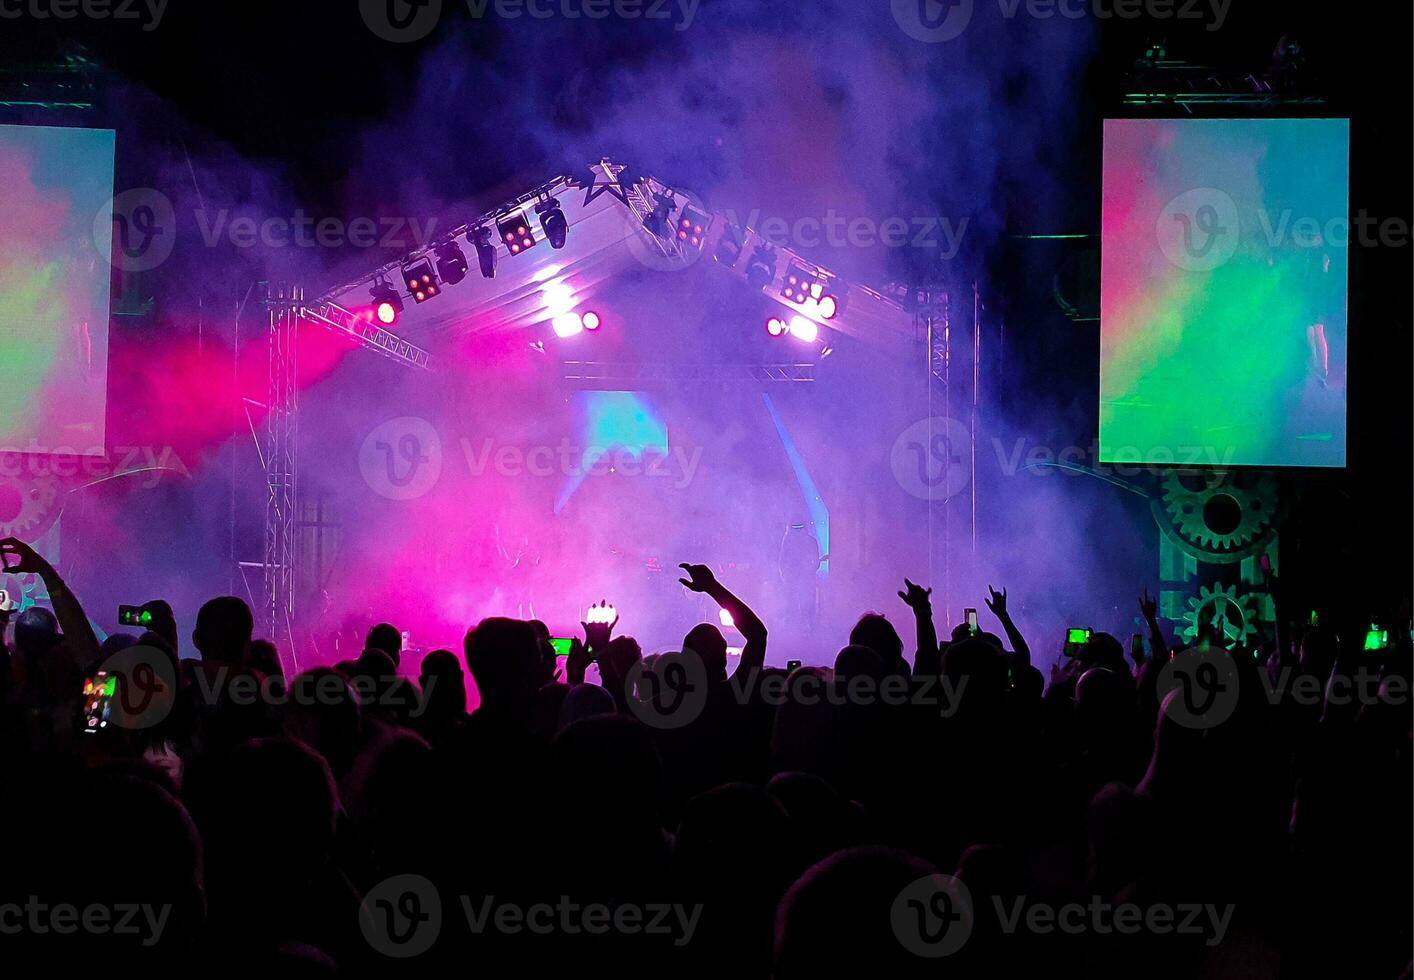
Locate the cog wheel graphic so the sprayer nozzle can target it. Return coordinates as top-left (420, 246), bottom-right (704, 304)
top-left (0, 474), bottom-right (61, 541)
top-left (1178, 584), bottom-right (1258, 645)
top-left (1156, 470), bottom-right (1277, 562)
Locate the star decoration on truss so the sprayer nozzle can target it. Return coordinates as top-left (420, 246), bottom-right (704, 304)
top-left (582, 158), bottom-right (630, 207)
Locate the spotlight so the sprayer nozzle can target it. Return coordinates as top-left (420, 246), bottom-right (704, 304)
top-left (369, 281), bottom-right (403, 326)
top-left (472, 226), bottom-right (497, 278)
top-left (434, 240), bottom-right (468, 286)
top-left (496, 211), bottom-right (537, 255)
top-left (781, 261), bottom-right (821, 305)
top-left (582, 311), bottom-right (602, 331)
top-left (818, 294), bottom-right (840, 319)
top-left (642, 191), bottom-right (675, 240)
top-left (765, 316), bottom-right (787, 337)
top-left (714, 224), bottom-right (743, 268)
top-left (552, 313), bottom-right (585, 338)
top-left (744, 243), bottom-right (778, 291)
top-left (401, 258), bottom-right (440, 303)
top-left (536, 197), bottom-right (568, 249)
top-left (676, 205), bottom-right (711, 250)
top-left (787, 315), bottom-right (818, 343)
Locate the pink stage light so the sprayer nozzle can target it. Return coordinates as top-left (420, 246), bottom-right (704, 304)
top-left (766, 316), bottom-right (787, 337)
top-left (817, 295), bottom-right (838, 319)
top-left (375, 301), bottom-right (399, 325)
top-left (787, 315), bottom-right (818, 343)
top-left (582, 311), bottom-right (601, 331)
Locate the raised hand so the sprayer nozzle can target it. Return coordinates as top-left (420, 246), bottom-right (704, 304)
top-left (1139, 588), bottom-right (1158, 623)
top-left (565, 636), bottom-right (593, 685)
top-left (897, 578), bottom-right (932, 611)
top-left (0, 537), bottom-right (54, 577)
top-left (581, 600), bottom-right (619, 652)
top-left (984, 584), bottom-right (1007, 617)
top-left (678, 563), bottom-right (718, 593)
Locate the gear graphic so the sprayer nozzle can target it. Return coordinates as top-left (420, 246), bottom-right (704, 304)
top-left (1155, 470), bottom-right (1278, 561)
top-left (0, 474), bottom-right (61, 541)
top-left (1178, 584), bottom-right (1258, 644)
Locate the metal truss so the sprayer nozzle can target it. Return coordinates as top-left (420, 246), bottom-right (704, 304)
top-left (561, 361), bottom-right (816, 384)
top-left (302, 300), bottom-right (432, 369)
top-left (263, 285), bottom-right (300, 647)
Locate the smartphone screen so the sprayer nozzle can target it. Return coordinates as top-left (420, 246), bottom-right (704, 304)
top-left (550, 636), bottom-right (573, 658)
top-left (83, 672), bottom-right (118, 733)
top-left (118, 605), bottom-right (153, 627)
top-left (786, 659), bottom-right (802, 672)
top-left (1364, 628), bottom-right (1390, 652)
top-left (965, 608), bottom-right (979, 633)
top-left (1067, 627), bottom-right (1092, 646)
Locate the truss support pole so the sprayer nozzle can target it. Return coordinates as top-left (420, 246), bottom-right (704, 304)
top-left (263, 283), bottom-right (300, 652)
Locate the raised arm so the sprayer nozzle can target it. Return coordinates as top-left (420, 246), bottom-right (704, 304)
top-left (679, 563), bottom-right (767, 673)
top-left (898, 578), bottom-right (939, 675)
top-left (1, 537), bottom-right (100, 670)
top-left (984, 585), bottom-right (1031, 669)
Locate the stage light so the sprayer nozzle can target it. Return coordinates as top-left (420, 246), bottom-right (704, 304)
top-left (552, 313), bottom-right (585, 338)
top-left (781, 261), bottom-right (821, 305)
top-left (817, 294), bottom-right (839, 319)
top-left (369, 281), bottom-right (403, 326)
top-left (676, 205), bottom-right (711, 249)
top-left (642, 191), bottom-right (675, 240)
top-left (745, 243), bottom-right (778, 291)
top-left (787, 315), bottom-right (818, 343)
top-left (766, 316), bottom-right (787, 337)
top-left (434, 240), bottom-right (469, 286)
top-left (719, 608), bottom-right (735, 628)
top-left (536, 197), bottom-right (568, 249)
top-left (714, 224), bottom-right (743, 268)
top-left (472, 226), bottom-right (497, 278)
top-left (582, 311), bottom-right (602, 331)
top-left (497, 211), bottom-right (537, 255)
top-left (401, 258), bottom-right (440, 303)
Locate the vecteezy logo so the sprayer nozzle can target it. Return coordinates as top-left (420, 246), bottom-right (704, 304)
top-left (890, 416), bottom-right (971, 501)
top-left (1156, 646), bottom-right (1240, 729)
top-left (891, 0), bottom-right (973, 42)
top-left (360, 874), bottom-right (442, 957)
top-left (96, 189), bottom-right (176, 273)
top-left (892, 873), bottom-right (974, 957)
top-left (98, 643), bottom-right (178, 730)
top-left (1156, 187), bottom-right (1241, 272)
top-left (624, 648), bottom-right (709, 730)
top-left (359, 417), bottom-right (442, 501)
top-left (360, 0), bottom-right (443, 42)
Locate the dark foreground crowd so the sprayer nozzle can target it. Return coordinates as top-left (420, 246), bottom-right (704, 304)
top-left (0, 534), bottom-right (1409, 978)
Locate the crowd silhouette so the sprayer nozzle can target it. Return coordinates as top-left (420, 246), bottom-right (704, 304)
top-left (0, 534), bottom-right (1408, 978)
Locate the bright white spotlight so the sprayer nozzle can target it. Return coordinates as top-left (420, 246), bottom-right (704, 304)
top-left (817, 295), bottom-right (838, 319)
top-left (766, 316), bottom-right (787, 337)
top-left (582, 311), bottom-right (601, 331)
top-left (542, 280), bottom-right (576, 318)
top-left (552, 313), bottom-right (584, 338)
top-left (787, 315), bottom-right (818, 343)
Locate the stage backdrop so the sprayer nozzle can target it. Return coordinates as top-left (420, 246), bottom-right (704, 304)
top-left (0, 124), bottom-right (115, 456)
top-left (1101, 117), bottom-right (1349, 468)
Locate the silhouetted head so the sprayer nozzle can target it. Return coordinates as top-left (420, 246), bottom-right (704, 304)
top-left (192, 596), bottom-right (253, 665)
top-left (14, 606), bottom-right (59, 661)
top-left (245, 639), bottom-right (283, 679)
top-left (464, 617), bottom-right (542, 719)
top-left (684, 623), bottom-right (729, 681)
top-left (849, 613), bottom-right (904, 671)
top-left (775, 846), bottom-right (940, 980)
top-left (1077, 632), bottom-right (1127, 674)
top-left (138, 599), bottom-right (179, 654)
top-left (941, 636), bottom-right (1011, 721)
top-left (558, 682), bottom-right (616, 731)
top-left (418, 649), bottom-right (466, 718)
top-left (283, 668), bottom-right (362, 779)
top-left (1075, 666), bottom-right (1134, 738)
top-left (552, 715), bottom-right (664, 842)
top-left (833, 644), bottom-right (886, 682)
top-left (365, 623), bottom-right (402, 665)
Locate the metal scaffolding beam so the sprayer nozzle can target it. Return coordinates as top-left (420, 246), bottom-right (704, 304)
top-left (263, 285), bottom-right (300, 649)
